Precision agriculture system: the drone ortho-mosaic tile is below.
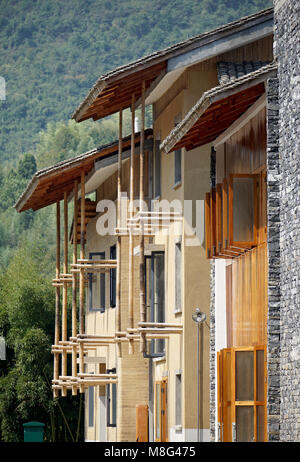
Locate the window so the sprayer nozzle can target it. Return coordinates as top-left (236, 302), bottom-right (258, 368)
top-left (89, 252), bottom-right (105, 312)
top-left (174, 149), bottom-right (182, 185)
top-left (205, 174), bottom-right (259, 259)
top-left (175, 372), bottom-right (182, 426)
top-left (175, 240), bottom-right (182, 313)
top-left (174, 115), bottom-right (182, 186)
top-left (106, 368), bottom-right (117, 427)
top-left (154, 138), bottom-right (161, 198)
top-left (88, 385), bottom-right (94, 428)
top-left (174, 114), bottom-right (182, 186)
top-left (145, 252), bottom-right (165, 355)
top-left (110, 245), bottom-right (116, 308)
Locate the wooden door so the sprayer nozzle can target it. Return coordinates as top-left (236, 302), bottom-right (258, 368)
top-left (155, 379), bottom-right (168, 442)
top-left (218, 346), bottom-right (266, 442)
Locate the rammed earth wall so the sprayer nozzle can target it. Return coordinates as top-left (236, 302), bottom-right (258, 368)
top-left (274, 0), bottom-right (300, 442)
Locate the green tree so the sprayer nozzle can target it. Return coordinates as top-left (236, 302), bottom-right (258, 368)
top-left (0, 246), bottom-right (84, 442)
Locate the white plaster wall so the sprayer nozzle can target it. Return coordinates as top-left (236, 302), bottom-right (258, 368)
top-left (214, 259), bottom-right (227, 441)
top-left (169, 427), bottom-right (210, 442)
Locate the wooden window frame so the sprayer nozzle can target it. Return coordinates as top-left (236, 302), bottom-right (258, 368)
top-left (228, 174), bottom-right (259, 250)
top-left (205, 174), bottom-right (260, 259)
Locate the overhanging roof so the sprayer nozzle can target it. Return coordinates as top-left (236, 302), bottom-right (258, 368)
top-left (15, 129), bottom-right (153, 213)
top-left (160, 62), bottom-right (277, 153)
top-left (72, 8), bottom-right (273, 123)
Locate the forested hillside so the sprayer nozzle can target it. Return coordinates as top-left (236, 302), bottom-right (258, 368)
top-left (0, 0), bottom-right (271, 164)
top-left (0, 0), bottom-right (272, 441)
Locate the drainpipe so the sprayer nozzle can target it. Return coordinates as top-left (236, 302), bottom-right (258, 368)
top-left (192, 308), bottom-right (206, 443)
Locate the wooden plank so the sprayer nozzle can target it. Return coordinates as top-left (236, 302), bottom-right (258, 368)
top-left (136, 405), bottom-right (149, 442)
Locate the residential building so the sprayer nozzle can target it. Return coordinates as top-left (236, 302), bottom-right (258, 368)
top-left (15, 5), bottom-right (300, 442)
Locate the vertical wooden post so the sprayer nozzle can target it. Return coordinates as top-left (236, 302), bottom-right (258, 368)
top-left (116, 109), bottom-right (122, 357)
top-left (128, 93), bottom-right (135, 354)
top-left (79, 170), bottom-right (85, 392)
top-left (54, 201), bottom-right (60, 398)
top-left (61, 191), bottom-right (68, 396)
top-left (72, 180), bottom-right (78, 395)
top-left (139, 80), bottom-right (146, 354)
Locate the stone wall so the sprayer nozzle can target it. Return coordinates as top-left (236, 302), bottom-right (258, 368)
top-left (266, 77), bottom-right (281, 441)
top-left (274, 0), bottom-right (300, 442)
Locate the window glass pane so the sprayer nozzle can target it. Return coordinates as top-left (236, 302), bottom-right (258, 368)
top-left (223, 351), bottom-right (232, 441)
top-left (256, 405), bottom-right (265, 442)
top-left (145, 257), bottom-right (151, 323)
top-left (175, 243), bottom-right (181, 312)
top-left (174, 149), bottom-right (181, 184)
top-left (88, 386), bottom-right (94, 427)
top-left (154, 141), bottom-right (161, 198)
top-left (233, 177), bottom-right (254, 243)
top-left (236, 351), bottom-right (254, 401)
top-left (89, 252), bottom-right (105, 311)
top-left (236, 406), bottom-right (254, 442)
top-left (256, 350), bottom-right (264, 402)
top-left (153, 253), bottom-right (165, 353)
top-left (112, 383), bottom-right (117, 426)
top-left (175, 374), bottom-right (182, 426)
top-left (110, 245), bottom-right (116, 308)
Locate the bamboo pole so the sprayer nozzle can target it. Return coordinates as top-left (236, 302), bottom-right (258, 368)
top-left (79, 170), bottom-right (85, 392)
top-left (128, 93), bottom-right (135, 354)
top-left (116, 109), bottom-right (122, 358)
top-left (139, 80), bottom-right (146, 354)
top-left (72, 180), bottom-right (78, 395)
top-left (53, 201), bottom-right (61, 398)
top-left (61, 191), bottom-right (68, 396)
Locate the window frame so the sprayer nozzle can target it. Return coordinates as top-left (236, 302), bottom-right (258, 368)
top-left (106, 367), bottom-right (117, 428)
top-left (88, 251), bottom-right (106, 312)
top-left (228, 174), bottom-right (259, 250)
top-left (145, 251), bottom-right (165, 355)
top-left (174, 239), bottom-right (182, 314)
top-left (175, 371), bottom-right (182, 427)
top-left (205, 174), bottom-right (259, 259)
top-left (110, 244), bottom-right (116, 308)
top-left (154, 139), bottom-right (161, 199)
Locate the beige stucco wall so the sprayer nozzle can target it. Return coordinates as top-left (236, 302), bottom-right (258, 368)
top-left (151, 66), bottom-right (214, 440)
top-left (84, 184), bottom-right (149, 442)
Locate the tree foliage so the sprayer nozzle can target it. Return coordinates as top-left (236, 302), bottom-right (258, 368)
top-left (0, 0), bottom-right (272, 164)
top-left (0, 246), bottom-right (84, 442)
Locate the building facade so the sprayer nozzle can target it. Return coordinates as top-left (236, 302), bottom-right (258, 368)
top-left (15, 5), bottom-right (300, 442)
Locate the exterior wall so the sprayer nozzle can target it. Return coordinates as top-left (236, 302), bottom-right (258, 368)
top-left (210, 108), bottom-right (270, 441)
top-left (153, 66), bottom-right (214, 441)
top-left (266, 77), bottom-right (281, 442)
top-left (84, 172), bottom-right (149, 442)
top-left (274, 0), bottom-right (300, 441)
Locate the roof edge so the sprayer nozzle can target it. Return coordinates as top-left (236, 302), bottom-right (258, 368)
top-left (72, 8), bottom-right (273, 123)
top-left (160, 62), bottom-right (277, 154)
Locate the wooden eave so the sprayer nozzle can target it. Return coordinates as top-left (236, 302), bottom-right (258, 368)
top-left (15, 130), bottom-right (152, 213)
top-left (160, 63), bottom-right (277, 153)
top-left (72, 8), bottom-right (273, 123)
top-left (76, 62), bottom-right (167, 122)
